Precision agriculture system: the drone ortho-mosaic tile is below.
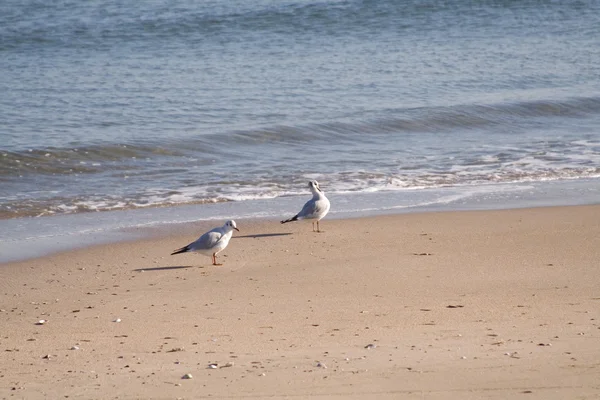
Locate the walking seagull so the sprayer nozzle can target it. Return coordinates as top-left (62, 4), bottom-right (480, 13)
top-left (281, 180), bottom-right (330, 232)
top-left (171, 220), bottom-right (239, 265)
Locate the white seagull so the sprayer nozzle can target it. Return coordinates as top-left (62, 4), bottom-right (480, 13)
top-left (171, 220), bottom-right (239, 265)
top-left (281, 180), bottom-right (331, 232)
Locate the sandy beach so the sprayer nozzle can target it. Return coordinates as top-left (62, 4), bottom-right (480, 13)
top-left (1, 205), bottom-right (599, 399)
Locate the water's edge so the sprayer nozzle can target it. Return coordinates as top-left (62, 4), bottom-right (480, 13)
top-left (1, 178), bottom-right (598, 264)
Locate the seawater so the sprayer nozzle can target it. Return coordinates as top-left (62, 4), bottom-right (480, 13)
top-left (1, 0), bottom-right (600, 261)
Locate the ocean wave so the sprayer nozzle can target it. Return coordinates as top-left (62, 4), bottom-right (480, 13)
top-left (3, 95), bottom-right (599, 177)
top-left (0, 0), bottom-right (356, 51)
top-left (0, 143), bottom-right (186, 176)
top-left (226, 96), bottom-right (600, 147)
top-left (6, 0), bottom-right (595, 51)
top-left (2, 166), bottom-right (599, 219)
top-left (0, 100), bottom-right (597, 221)
top-left (2, 93), bottom-right (599, 219)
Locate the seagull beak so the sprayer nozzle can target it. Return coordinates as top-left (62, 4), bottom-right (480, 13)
top-left (234, 227), bottom-right (240, 232)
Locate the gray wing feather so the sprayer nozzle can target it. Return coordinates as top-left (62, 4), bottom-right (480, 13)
top-left (298, 199), bottom-right (326, 219)
top-left (190, 230), bottom-right (223, 251)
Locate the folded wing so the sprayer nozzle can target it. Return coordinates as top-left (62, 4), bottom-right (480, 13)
top-left (190, 230), bottom-right (223, 251)
top-left (298, 199), bottom-right (323, 219)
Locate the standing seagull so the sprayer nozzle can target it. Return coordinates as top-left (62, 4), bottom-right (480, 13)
top-left (281, 180), bottom-right (331, 232)
top-left (171, 220), bottom-right (239, 265)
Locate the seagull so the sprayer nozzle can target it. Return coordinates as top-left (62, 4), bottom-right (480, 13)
top-left (281, 180), bottom-right (331, 232)
top-left (171, 220), bottom-right (239, 265)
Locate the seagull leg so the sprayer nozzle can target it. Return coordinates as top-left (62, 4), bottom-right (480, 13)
top-left (212, 253), bottom-right (223, 266)
top-left (316, 220), bottom-right (323, 233)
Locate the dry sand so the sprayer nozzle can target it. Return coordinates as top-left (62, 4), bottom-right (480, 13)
top-left (1, 205), bottom-right (600, 399)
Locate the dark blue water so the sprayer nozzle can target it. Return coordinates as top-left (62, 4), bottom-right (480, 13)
top-left (1, 0), bottom-right (600, 260)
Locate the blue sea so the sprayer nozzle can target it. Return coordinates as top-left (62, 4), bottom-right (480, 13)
top-left (1, 0), bottom-right (600, 262)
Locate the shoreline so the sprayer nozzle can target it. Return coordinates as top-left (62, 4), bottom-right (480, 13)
top-left (2, 205), bottom-right (599, 398)
top-left (3, 202), bottom-right (600, 267)
top-left (2, 178), bottom-right (600, 264)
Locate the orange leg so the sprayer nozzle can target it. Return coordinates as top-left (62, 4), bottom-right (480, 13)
top-left (212, 253), bottom-right (222, 266)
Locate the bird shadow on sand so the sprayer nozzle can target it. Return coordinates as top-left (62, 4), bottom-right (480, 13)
top-left (234, 233), bottom-right (292, 239)
top-left (133, 265), bottom-right (200, 272)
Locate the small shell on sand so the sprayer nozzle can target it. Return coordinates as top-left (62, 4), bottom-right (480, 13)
top-left (113, 318), bottom-right (121, 323)
top-left (364, 343), bottom-right (376, 349)
top-left (207, 363), bottom-right (218, 369)
top-left (36, 319), bottom-right (46, 325)
top-left (182, 373), bottom-right (193, 379)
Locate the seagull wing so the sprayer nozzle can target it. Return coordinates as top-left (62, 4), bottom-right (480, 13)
top-left (297, 199), bottom-right (322, 219)
top-left (189, 230), bottom-right (223, 251)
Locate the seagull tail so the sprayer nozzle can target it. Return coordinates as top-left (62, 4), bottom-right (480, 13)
top-left (171, 246), bottom-right (190, 255)
top-left (281, 215), bottom-right (299, 224)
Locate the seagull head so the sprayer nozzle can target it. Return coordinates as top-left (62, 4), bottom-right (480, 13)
top-left (224, 220), bottom-right (240, 232)
top-left (308, 180), bottom-right (322, 194)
